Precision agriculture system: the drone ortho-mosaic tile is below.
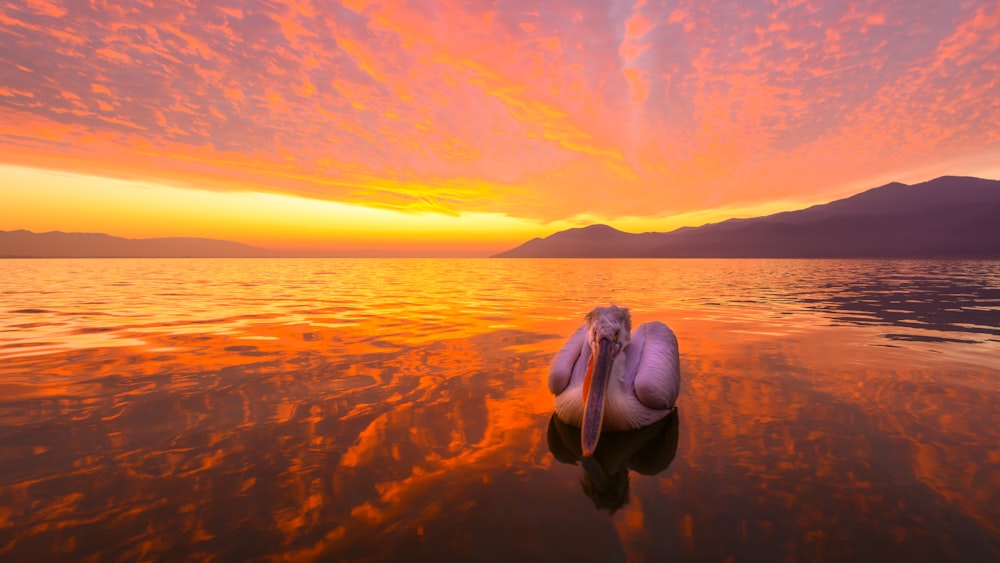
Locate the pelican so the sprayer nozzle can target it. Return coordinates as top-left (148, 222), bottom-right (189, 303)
top-left (549, 305), bottom-right (680, 456)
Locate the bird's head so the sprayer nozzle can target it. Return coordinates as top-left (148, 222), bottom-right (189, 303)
top-left (585, 305), bottom-right (631, 358)
top-left (580, 305), bottom-right (631, 457)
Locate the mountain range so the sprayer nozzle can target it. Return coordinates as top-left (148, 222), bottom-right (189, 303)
top-left (493, 176), bottom-right (1000, 258)
top-left (0, 230), bottom-right (277, 258)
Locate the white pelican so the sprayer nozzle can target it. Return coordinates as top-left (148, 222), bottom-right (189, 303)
top-left (549, 305), bottom-right (680, 456)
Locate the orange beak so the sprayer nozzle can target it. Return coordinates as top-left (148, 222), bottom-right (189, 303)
top-left (581, 337), bottom-right (613, 456)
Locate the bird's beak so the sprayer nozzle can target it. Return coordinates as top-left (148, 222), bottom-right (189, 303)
top-left (581, 337), bottom-right (614, 457)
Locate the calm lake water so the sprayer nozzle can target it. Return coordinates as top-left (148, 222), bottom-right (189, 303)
top-left (1, 258), bottom-right (998, 561)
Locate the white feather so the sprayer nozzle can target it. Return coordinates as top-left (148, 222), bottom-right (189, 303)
top-left (549, 310), bottom-right (680, 432)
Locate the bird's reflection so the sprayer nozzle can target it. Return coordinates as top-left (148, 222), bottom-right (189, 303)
top-left (547, 409), bottom-right (680, 513)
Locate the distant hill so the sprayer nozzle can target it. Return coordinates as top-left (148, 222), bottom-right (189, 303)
top-left (493, 176), bottom-right (1000, 258)
top-left (0, 230), bottom-right (279, 258)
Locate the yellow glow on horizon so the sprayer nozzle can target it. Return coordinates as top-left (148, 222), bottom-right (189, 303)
top-left (0, 164), bottom-right (553, 255)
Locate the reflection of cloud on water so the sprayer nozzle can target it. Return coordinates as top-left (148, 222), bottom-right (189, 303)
top-left (677, 329), bottom-right (1000, 554)
top-left (0, 319), bottom-right (561, 560)
top-left (546, 410), bottom-right (680, 513)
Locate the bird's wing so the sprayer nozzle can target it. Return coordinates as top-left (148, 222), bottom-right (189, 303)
top-left (627, 321), bottom-right (680, 410)
top-left (549, 324), bottom-right (589, 394)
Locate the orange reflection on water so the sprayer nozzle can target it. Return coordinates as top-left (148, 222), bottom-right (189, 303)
top-left (0, 258), bottom-right (998, 560)
top-left (667, 317), bottom-right (1000, 559)
top-left (0, 305), bottom-right (560, 559)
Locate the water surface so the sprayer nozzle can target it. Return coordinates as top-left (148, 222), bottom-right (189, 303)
top-left (1, 259), bottom-right (998, 561)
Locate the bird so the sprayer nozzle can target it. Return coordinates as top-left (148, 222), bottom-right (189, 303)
top-left (548, 305), bottom-right (680, 457)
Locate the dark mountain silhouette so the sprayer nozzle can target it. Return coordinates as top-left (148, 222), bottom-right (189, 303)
top-left (0, 230), bottom-right (279, 258)
top-left (493, 176), bottom-right (1000, 258)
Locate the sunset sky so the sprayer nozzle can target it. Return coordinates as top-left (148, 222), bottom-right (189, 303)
top-left (1, 0), bottom-right (998, 256)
